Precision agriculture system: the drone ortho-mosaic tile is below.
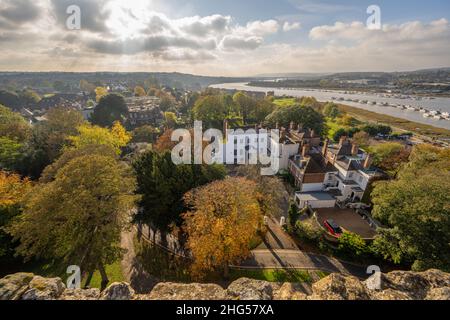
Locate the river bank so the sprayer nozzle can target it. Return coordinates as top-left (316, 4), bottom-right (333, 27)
top-left (336, 103), bottom-right (450, 141)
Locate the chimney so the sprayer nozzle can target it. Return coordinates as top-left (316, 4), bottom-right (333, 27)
top-left (223, 119), bottom-right (228, 136)
top-left (302, 144), bottom-right (310, 157)
top-left (290, 121), bottom-right (294, 131)
top-left (351, 143), bottom-right (359, 156)
top-left (322, 139), bottom-right (329, 156)
top-left (364, 154), bottom-right (373, 169)
top-left (281, 127), bottom-right (286, 140)
top-left (311, 129), bottom-right (316, 138)
top-left (298, 123), bottom-right (303, 131)
top-left (339, 136), bottom-right (347, 147)
top-left (276, 122), bottom-right (279, 130)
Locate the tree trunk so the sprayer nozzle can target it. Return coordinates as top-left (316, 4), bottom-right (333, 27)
top-left (84, 271), bottom-right (94, 289)
top-left (98, 264), bottom-right (109, 291)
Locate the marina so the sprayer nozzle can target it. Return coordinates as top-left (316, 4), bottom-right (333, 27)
top-left (210, 82), bottom-right (450, 130)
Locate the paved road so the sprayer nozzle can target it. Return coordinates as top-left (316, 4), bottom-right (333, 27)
top-left (244, 216), bottom-right (368, 279)
top-left (238, 249), bottom-right (368, 279)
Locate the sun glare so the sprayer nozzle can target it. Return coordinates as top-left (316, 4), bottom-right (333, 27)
top-left (105, 0), bottom-right (150, 39)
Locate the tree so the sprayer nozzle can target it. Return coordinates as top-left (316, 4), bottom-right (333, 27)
top-left (133, 150), bottom-right (226, 231)
top-left (153, 129), bottom-right (175, 153)
top-left (80, 80), bottom-right (96, 93)
top-left (40, 144), bottom-right (118, 183)
top-left (333, 128), bottom-right (348, 142)
top-left (91, 94), bottom-right (128, 127)
top-left (265, 105), bottom-right (325, 135)
top-left (31, 107), bottom-right (85, 161)
top-left (95, 87), bottom-right (109, 102)
top-left (233, 92), bottom-right (257, 123)
top-left (131, 125), bottom-right (159, 144)
top-left (236, 165), bottom-right (286, 218)
top-left (192, 95), bottom-right (233, 128)
top-left (0, 105), bottom-right (31, 142)
top-left (369, 142), bottom-right (409, 174)
top-left (159, 94), bottom-right (177, 112)
top-left (362, 124), bottom-right (392, 137)
top-left (7, 155), bottom-right (136, 289)
top-left (0, 90), bottom-right (21, 110)
top-left (68, 122), bottom-right (131, 155)
top-left (352, 131), bottom-right (371, 148)
top-left (254, 99), bottom-right (275, 123)
top-left (338, 232), bottom-right (369, 258)
top-left (371, 145), bottom-right (450, 271)
top-left (134, 86), bottom-right (147, 97)
top-left (0, 137), bottom-right (24, 171)
top-left (19, 89), bottom-right (41, 105)
top-left (0, 171), bottom-right (31, 259)
top-left (182, 177), bottom-right (262, 278)
top-left (164, 112), bottom-right (178, 129)
top-left (288, 203), bottom-right (300, 228)
top-left (323, 102), bottom-right (341, 119)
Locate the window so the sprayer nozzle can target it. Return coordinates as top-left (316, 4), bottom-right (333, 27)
top-left (349, 172), bottom-right (354, 178)
top-left (359, 176), bottom-right (363, 182)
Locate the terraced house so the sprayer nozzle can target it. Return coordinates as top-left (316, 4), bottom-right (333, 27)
top-left (290, 136), bottom-right (381, 209)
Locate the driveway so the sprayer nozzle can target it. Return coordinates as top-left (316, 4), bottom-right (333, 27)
top-left (317, 208), bottom-right (377, 239)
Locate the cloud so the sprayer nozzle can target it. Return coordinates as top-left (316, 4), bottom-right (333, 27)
top-left (220, 35), bottom-right (263, 50)
top-left (0, 0), bottom-right (42, 29)
top-left (50, 0), bottom-right (111, 33)
top-left (283, 22), bottom-right (301, 32)
top-left (178, 14), bottom-right (231, 37)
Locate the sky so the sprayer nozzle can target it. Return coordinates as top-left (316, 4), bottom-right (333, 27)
top-left (0, 0), bottom-right (449, 76)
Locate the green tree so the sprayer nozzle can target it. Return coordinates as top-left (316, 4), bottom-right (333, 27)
top-left (338, 232), bottom-right (369, 258)
top-left (288, 203), bottom-right (300, 228)
top-left (0, 90), bottom-right (21, 110)
top-left (362, 124), bottom-right (392, 137)
top-left (131, 125), bottom-right (159, 143)
top-left (7, 155), bottom-right (136, 289)
top-left (31, 107), bottom-right (85, 162)
top-left (0, 105), bottom-right (31, 142)
top-left (91, 94), bottom-right (128, 127)
top-left (133, 151), bottom-right (226, 231)
top-left (192, 95), bottom-right (237, 128)
top-left (68, 122), bottom-right (131, 155)
top-left (0, 137), bottom-right (24, 171)
top-left (164, 112), bottom-right (178, 129)
top-left (371, 145), bottom-right (450, 271)
top-left (265, 105), bottom-right (325, 135)
top-left (323, 102), bottom-right (341, 119)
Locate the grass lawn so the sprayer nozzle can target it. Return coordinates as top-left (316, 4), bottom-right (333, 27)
top-left (273, 98), bottom-right (297, 108)
top-left (86, 260), bottom-right (125, 289)
top-left (229, 268), bottom-right (327, 283)
top-left (325, 118), bottom-right (350, 140)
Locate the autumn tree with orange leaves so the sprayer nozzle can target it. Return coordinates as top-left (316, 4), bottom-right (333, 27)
top-left (182, 177), bottom-right (262, 279)
top-left (0, 171), bottom-right (31, 259)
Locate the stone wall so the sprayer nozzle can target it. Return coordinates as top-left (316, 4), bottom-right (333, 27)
top-left (0, 269), bottom-right (449, 300)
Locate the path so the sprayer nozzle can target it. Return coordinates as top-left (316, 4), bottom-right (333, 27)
top-left (244, 216), bottom-right (368, 279)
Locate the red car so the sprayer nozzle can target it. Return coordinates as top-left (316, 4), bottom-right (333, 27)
top-left (323, 219), bottom-right (343, 237)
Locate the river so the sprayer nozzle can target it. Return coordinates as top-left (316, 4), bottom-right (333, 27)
top-left (210, 82), bottom-right (450, 130)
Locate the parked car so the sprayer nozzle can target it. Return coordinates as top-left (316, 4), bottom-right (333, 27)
top-left (323, 219), bottom-right (343, 237)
